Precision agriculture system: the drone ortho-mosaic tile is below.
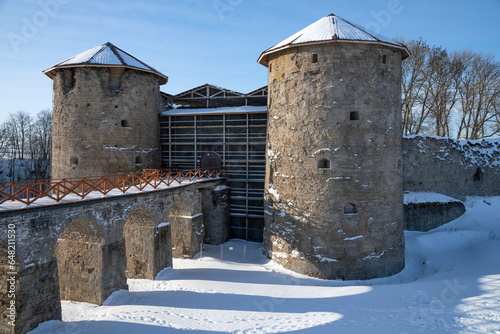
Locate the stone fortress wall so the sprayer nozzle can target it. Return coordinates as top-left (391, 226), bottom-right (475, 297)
top-left (403, 136), bottom-right (500, 199)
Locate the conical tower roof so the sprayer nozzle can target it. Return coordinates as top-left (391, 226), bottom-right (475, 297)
top-left (43, 42), bottom-right (168, 85)
top-left (258, 13), bottom-right (409, 66)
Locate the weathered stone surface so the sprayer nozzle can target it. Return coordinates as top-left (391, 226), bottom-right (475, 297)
top-left (0, 179), bottom-right (228, 333)
top-left (124, 207), bottom-right (172, 279)
top-left (54, 218), bottom-right (106, 305)
top-left (0, 256), bottom-right (61, 334)
top-left (404, 201), bottom-right (466, 232)
top-left (403, 136), bottom-right (500, 199)
top-left (1, 241), bottom-right (18, 334)
top-left (16, 261), bottom-right (61, 334)
top-left (264, 43), bottom-right (405, 280)
top-left (170, 194), bottom-right (203, 258)
top-left (201, 185), bottom-right (230, 245)
top-left (51, 67), bottom-right (162, 179)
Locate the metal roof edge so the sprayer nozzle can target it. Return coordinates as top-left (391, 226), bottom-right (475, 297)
top-left (258, 38), bottom-right (409, 64)
top-left (161, 106), bottom-right (268, 116)
top-left (43, 43), bottom-right (169, 84)
top-left (43, 63), bottom-right (168, 84)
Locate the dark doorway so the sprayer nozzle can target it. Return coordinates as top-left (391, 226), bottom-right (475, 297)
top-left (200, 152), bottom-right (222, 170)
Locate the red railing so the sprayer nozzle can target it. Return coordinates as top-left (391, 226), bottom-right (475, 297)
top-left (0, 168), bottom-right (225, 207)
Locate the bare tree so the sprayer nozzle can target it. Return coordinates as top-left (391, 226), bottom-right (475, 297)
top-left (25, 109), bottom-right (52, 179)
top-left (396, 37), bottom-right (431, 135)
top-left (3, 111), bottom-right (33, 180)
top-left (0, 124), bottom-right (9, 181)
top-left (1, 110), bottom-right (53, 181)
top-left (399, 38), bottom-right (499, 139)
top-left (424, 47), bottom-right (464, 137)
top-left (456, 52), bottom-right (500, 139)
top-left (6, 111), bottom-right (33, 160)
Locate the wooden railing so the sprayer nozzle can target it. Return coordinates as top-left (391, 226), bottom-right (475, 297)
top-left (0, 168), bottom-right (225, 207)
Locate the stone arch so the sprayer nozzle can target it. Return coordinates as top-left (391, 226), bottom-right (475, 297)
top-left (344, 203), bottom-right (358, 215)
top-left (125, 207), bottom-right (156, 228)
top-left (54, 218), bottom-right (106, 305)
top-left (123, 207), bottom-right (172, 279)
top-left (169, 194), bottom-right (203, 258)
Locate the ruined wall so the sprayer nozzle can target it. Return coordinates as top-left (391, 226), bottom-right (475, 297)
top-left (404, 201), bottom-right (466, 231)
top-left (264, 43), bottom-right (405, 280)
top-left (51, 67), bottom-right (161, 179)
top-left (16, 261), bottom-right (60, 334)
top-left (54, 219), bottom-right (105, 304)
top-left (201, 185), bottom-right (230, 245)
top-left (403, 136), bottom-right (500, 199)
top-left (170, 194), bottom-right (204, 258)
top-left (124, 208), bottom-right (172, 279)
top-left (0, 179), bottom-right (227, 333)
top-left (1, 241), bottom-right (60, 334)
top-left (0, 241), bottom-right (17, 334)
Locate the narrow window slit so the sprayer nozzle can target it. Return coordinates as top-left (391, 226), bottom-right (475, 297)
top-left (318, 159), bottom-right (330, 169)
top-left (70, 156), bottom-right (78, 168)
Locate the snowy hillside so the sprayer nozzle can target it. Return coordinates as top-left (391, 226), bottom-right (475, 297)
top-left (30, 196), bottom-right (500, 333)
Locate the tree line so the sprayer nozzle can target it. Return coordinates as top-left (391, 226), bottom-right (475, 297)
top-left (0, 110), bottom-right (52, 182)
top-left (397, 37), bottom-right (500, 139)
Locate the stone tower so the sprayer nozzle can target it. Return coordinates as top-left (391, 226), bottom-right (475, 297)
top-left (257, 14), bottom-right (409, 280)
top-left (44, 42), bottom-right (167, 179)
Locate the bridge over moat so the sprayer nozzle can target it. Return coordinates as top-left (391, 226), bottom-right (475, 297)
top-left (0, 170), bottom-right (230, 334)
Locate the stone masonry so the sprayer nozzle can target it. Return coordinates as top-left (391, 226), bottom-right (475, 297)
top-left (263, 42), bottom-right (405, 280)
top-left (403, 136), bottom-right (500, 199)
top-left (0, 179), bottom-right (229, 334)
top-left (124, 207), bottom-right (172, 279)
top-left (51, 67), bottom-right (162, 179)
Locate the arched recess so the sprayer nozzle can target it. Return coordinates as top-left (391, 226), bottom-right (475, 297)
top-left (54, 218), bottom-right (105, 305)
top-left (200, 151), bottom-right (222, 170)
top-left (169, 195), bottom-right (203, 258)
top-left (123, 207), bottom-right (172, 279)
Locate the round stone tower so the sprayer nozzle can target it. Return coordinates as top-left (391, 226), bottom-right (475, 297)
top-left (44, 42), bottom-right (167, 179)
top-left (257, 14), bottom-right (409, 280)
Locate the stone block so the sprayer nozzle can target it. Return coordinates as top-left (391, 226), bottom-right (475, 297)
top-left (404, 201), bottom-right (466, 231)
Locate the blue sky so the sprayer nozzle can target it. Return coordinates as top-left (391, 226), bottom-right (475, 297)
top-left (1, 0), bottom-right (499, 123)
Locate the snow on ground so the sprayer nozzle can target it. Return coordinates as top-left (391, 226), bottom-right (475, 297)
top-left (29, 196), bottom-right (500, 333)
top-left (404, 191), bottom-right (461, 204)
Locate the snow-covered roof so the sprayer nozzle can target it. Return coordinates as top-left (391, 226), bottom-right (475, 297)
top-left (161, 106), bottom-right (267, 116)
top-left (258, 13), bottom-right (409, 66)
top-left (43, 42), bottom-right (168, 85)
